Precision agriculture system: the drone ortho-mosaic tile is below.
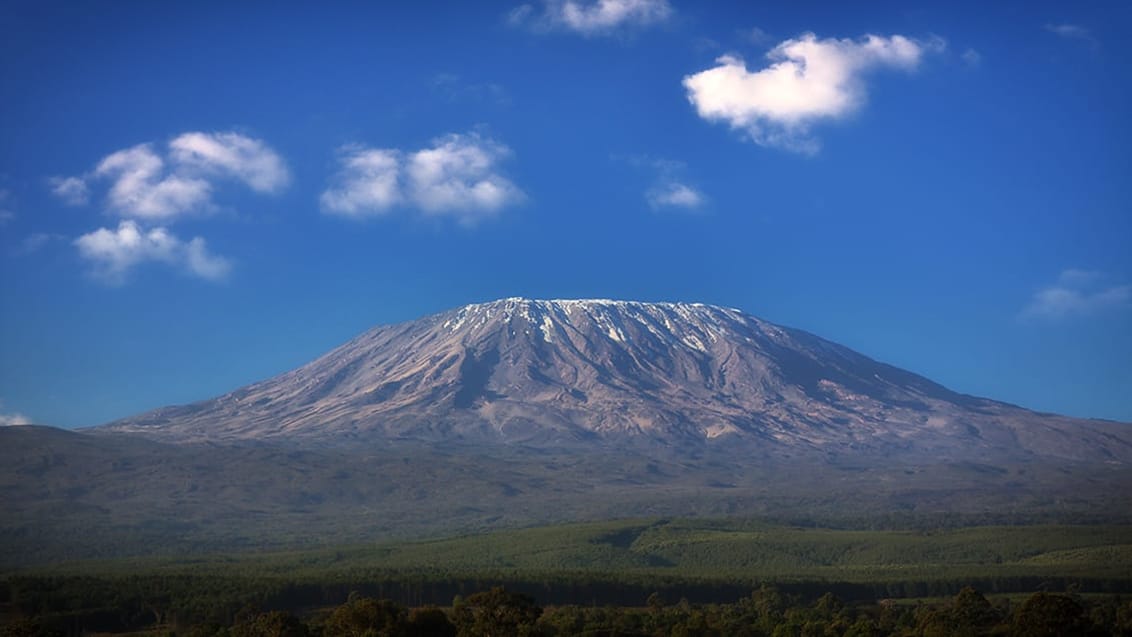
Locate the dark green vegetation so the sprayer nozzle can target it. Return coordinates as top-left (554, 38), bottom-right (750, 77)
top-left (3, 426), bottom-right (1130, 568)
top-left (4, 519), bottom-right (1131, 631)
top-left (5, 581), bottom-right (1132, 636)
top-left (35, 518), bottom-right (1132, 587)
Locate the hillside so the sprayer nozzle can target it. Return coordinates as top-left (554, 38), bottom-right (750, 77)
top-left (96, 298), bottom-right (1132, 464)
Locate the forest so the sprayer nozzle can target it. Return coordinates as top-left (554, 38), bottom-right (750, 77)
top-left (3, 518), bottom-right (1131, 636)
top-left (3, 579), bottom-right (1131, 636)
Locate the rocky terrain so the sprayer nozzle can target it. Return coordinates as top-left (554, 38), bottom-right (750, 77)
top-left (99, 298), bottom-right (1132, 463)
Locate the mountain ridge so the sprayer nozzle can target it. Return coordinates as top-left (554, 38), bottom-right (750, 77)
top-left (95, 297), bottom-right (1132, 464)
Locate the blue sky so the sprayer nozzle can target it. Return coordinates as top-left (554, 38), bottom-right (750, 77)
top-left (1, 0), bottom-right (1130, 428)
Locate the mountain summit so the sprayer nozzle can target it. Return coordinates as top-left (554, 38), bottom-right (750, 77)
top-left (100, 298), bottom-right (1131, 463)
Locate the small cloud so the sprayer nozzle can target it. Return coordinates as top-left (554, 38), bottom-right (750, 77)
top-left (0, 189), bottom-right (15, 225)
top-left (1022, 269), bottom-right (1131, 321)
top-left (683, 32), bottom-right (944, 154)
top-left (1045, 23), bottom-right (1099, 49)
top-left (320, 147), bottom-right (403, 217)
top-left (48, 176), bottom-right (90, 206)
top-left (58, 131), bottom-right (288, 220)
top-left (625, 156), bottom-right (707, 211)
top-left (74, 220), bottom-right (231, 284)
top-left (745, 26), bottom-right (773, 46)
top-left (0, 412), bottom-right (32, 426)
top-left (408, 134), bottom-right (525, 218)
top-left (0, 400), bottom-right (32, 426)
top-left (321, 132), bottom-right (525, 225)
top-left (647, 182), bottom-right (704, 210)
top-left (168, 131), bottom-right (290, 194)
top-left (961, 48), bottom-right (982, 67)
top-left (432, 74), bottom-right (511, 106)
top-left (94, 144), bottom-right (213, 219)
top-left (510, 0), bottom-right (672, 36)
top-left (14, 232), bottom-right (66, 256)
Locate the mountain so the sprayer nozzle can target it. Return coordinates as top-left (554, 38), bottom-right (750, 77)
top-left (98, 298), bottom-right (1132, 463)
top-left (5, 298), bottom-right (1132, 566)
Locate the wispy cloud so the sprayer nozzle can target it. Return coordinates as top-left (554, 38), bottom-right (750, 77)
top-left (321, 133), bottom-right (525, 224)
top-left (961, 48), bottom-right (982, 67)
top-left (48, 176), bottom-right (90, 206)
top-left (51, 131), bottom-right (285, 283)
top-left (683, 32), bottom-right (944, 154)
top-left (0, 400), bottom-right (32, 426)
top-left (744, 26), bottom-right (774, 46)
top-left (14, 232), bottom-right (66, 256)
top-left (1045, 23), bottom-right (1099, 49)
top-left (1022, 269), bottom-right (1131, 321)
top-left (0, 189), bottom-right (15, 225)
top-left (509, 0), bottom-right (671, 36)
top-left (648, 182), bottom-right (704, 209)
top-left (432, 74), bottom-right (510, 106)
top-left (52, 131), bottom-right (289, 220)
top-left (320, 147), bottom-right (403, 216)
top-left (94, 144), bottom-right (213, 219)
top-left (74, 220), bottom-right (231, 284)
top-left (626, 157), bottom-right (707, 211)
top-left (0, 412), bottom-right (32, 426)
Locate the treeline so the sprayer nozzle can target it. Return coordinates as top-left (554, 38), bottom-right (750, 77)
top-left (5, 584), bottom-right (1132, 637)
top-left (6, 571), bottom-right (1132, 628)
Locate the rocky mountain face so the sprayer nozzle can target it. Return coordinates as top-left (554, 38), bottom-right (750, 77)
top-left (99, 298), bottom-right (1132, 463)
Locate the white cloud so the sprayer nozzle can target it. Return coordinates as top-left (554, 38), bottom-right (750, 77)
top-left (321, 133), bottom-right (524, 224)
top-left (1022, 269), bottom-right (1131, 321)
top-left (432, 74), bottom-right (510, 106)
top-left (627, 156), bottom-right (706, 211)
top-left (55, 131), bottom-right (287, 220)
top-left (0, 399), bottom-right (32, 426)
top-left (169, 132), bottom-right (290, 193)
top-left (0, 412), bottom-right (32, 426)
top-left (320, 147), bottom-right (403, 217)
top-left (48, 176), bottom-right (90, 206)
top-left (683, 32), bottom-right (942, 153)
top-left (961, 48), bottom-right (982, 67)
top-left (647, 182), bottom-right (704, 209)
top-left (74, 220), bottom-right (231, 284)
top-left (1045, 23), bottom-right (1098, 48)
top-left (95, 144), bottom-right (213, 220)
top-left (407, 134), bottom-right (524, 218)
top-left (0, 189), bottom-right (14, 225)
top-left (745, 27), bottom-right (773, 45)
top-left (510, 0), bottom-right (671, 36)
top-left (15, 232), bottom-right (66, 255)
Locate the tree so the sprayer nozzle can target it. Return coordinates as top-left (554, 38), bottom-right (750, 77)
top-left (0, 619), bottom-right (63, 637)
top-left (451, 587), bottom-right (542, 637)
top-left (324, 597), bottom-right (409, 637)
top-left (230, 611), bottom-right (309, 637)
top-left (1011, 592), bottom-right (1096, 637)
top-left (407, 606), bottom-right (455, 637)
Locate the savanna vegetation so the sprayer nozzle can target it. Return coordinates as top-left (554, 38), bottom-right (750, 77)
top-left (3, 518), bottom-right (1131, 635)
top-left (4, 582), bottom-right (1131, 636)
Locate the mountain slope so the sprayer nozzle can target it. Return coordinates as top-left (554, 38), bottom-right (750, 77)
top-left (98, 298), bottom-right (1131, 463)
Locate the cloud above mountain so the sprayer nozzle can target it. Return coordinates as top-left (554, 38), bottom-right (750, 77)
top-left (1022, 269), bottom-right (1131, 322)
top-left (683, 32), bottom-right (943, 153)
top-left (49, 131), bottom-right (285, 283)
top-left (509, 0), bottom-right (671, 36)
top-left (321, 132), bottom-right (524, 224)
top-left (74, 220), bottom-right (230, 284)
top-left (56, 132), bottom-right (289, 220)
